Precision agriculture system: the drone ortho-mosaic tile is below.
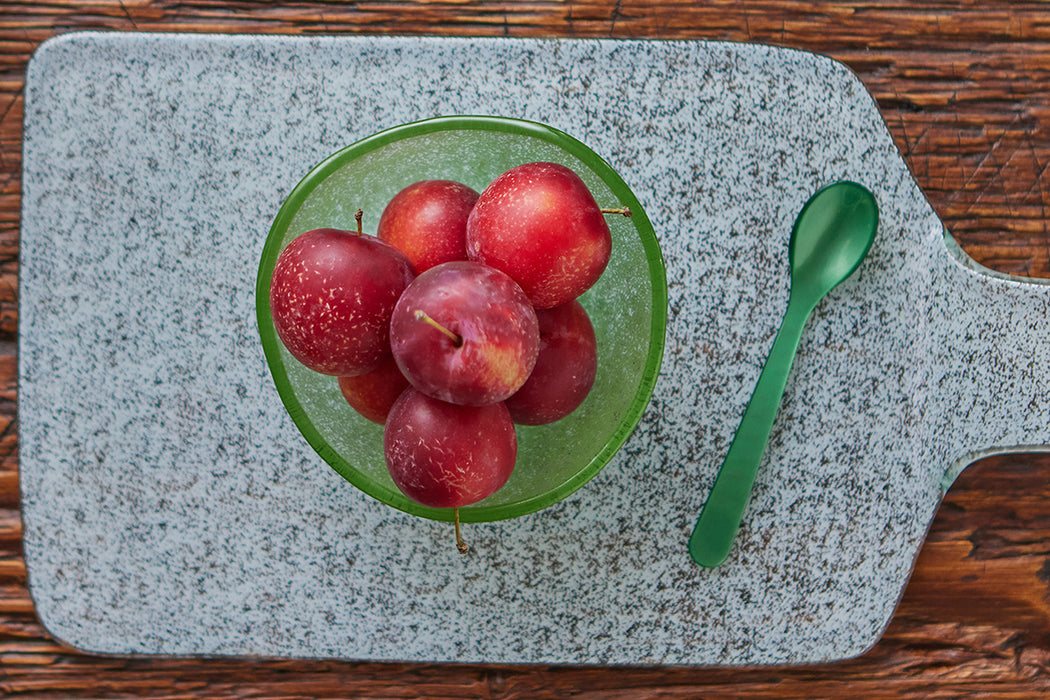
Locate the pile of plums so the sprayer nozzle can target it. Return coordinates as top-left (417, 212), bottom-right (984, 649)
top-left (269, 162), bottom-right (628, 549)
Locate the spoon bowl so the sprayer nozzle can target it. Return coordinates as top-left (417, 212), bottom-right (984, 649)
top-left (688, 181), bottom-right (878, 567)
top-left (790, 181), bottom-right (881, 300)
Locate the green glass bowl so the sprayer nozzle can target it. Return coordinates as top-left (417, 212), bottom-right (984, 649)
top-left (256, 116), bottom-right (667, 522)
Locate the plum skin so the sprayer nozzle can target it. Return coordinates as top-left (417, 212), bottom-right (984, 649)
top-left (269, 228), bottom-right (416, 376)
top-left (383, 388), bottom-right (517, 508)
top-left (337, 356), bottom-right (411, 425)
top-left (390, 261), bottom-right (539, 406)
top-left (505, 299), bottom-right (597, 425)
top-left (465, 161), bottom-right (612, 310)
top-left (377, 179), bottom-right (479, 273)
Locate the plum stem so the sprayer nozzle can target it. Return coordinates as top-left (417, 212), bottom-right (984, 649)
top-left (600, 206), bottom-right (632, 217)
top-left (354, 209), bottom-right (363, 236)
top-left (454, 507), bottom-right (468, 554)
top-left (414, 310), bottom-right (463, 347)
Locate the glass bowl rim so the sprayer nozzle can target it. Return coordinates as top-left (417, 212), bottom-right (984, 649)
top-left (256, 114), bottom-right (668, 522)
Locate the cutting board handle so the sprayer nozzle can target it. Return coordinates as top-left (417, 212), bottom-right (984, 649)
top-left (938, 235), bottom-right (1050, 485)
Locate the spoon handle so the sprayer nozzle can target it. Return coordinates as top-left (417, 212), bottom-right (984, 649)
top-left (688, 293), bottom-right (814, 567)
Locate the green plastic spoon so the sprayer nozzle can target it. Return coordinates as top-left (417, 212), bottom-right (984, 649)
top-left (688, 181), bottom-right (879, 568)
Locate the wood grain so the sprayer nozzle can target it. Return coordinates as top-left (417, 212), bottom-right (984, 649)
top-left (3, 1), bottom-right (1050, 696)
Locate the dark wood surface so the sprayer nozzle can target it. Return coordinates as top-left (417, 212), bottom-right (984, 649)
top-left (3, 2), bottom-right (1050, 697)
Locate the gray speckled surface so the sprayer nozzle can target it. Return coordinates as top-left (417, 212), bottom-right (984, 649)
top-left (19, 33), bottom-right (1050, 665)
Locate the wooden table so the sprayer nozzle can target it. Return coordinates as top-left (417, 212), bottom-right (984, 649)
top-left (3, 2), bottom-right (1050, 697)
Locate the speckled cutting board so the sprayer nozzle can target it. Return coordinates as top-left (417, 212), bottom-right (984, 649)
top-left (19, 33), bottom-right (1050, 666)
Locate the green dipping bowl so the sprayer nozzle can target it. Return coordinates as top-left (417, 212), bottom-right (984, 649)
top-left (256, 116), bottom-right (667, 522)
